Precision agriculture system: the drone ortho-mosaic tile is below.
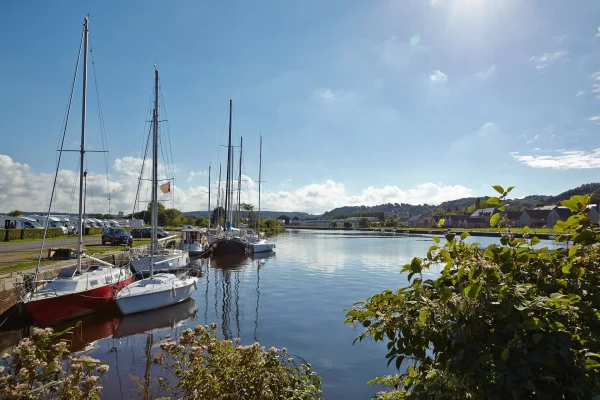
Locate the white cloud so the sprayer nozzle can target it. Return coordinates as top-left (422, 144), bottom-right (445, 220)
top-left (475, 65), bottom-right (496, 81)
top-left (591, 84), bottom-right (600, 94)
top-left (317, 89), bottom-right (335, 99)
top-left (429, 70), bottom-right (448, 83)
top-left (375, 36), bottom-right (426, 68)
top-left (589, 115), bottom-right (600, 121)
top-left (591, 71), bottom-right (600, 80)
top-left (529, 51), bottom-right (568, 69)
top-left (187, 170), bottom-right (208, 183)
top-left (576, 91), bottom-right (584, 97)
top-left (595, 27), bottom-right (600, 39)
top-left (0, 154), bottom-right (475, 215)
top-left (511, 149), bottom-right (600, 169)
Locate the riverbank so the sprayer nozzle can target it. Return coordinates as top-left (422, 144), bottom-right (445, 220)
top-left (286, 226), bottom-right (557, 239)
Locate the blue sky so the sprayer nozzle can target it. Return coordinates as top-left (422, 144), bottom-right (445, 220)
top-left (1, 0), bottom-right (600, 214)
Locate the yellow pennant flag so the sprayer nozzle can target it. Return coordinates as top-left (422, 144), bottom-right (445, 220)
top-left (159, 181), bottom-right (171, 194)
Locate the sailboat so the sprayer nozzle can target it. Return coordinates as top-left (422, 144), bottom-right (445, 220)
top-left (115, 67), bottom-right (197, 315)
top-left (249, 136), bottom-right (275, 253)
top-left (210, 100), bottom-right (249, 256)
top-left (21, 17), bottom-right (133, 325)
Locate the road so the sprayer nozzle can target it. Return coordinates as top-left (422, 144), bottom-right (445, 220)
top-left (0, 236), bottom-right (101, 253)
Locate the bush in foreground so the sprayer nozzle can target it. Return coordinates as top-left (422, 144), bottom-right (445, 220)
top-left (346, 188), bottom-right (600, 399)
top-left (0, 327), bottom-right (108, 399)
top-left (153, 323), bottom-right (322, 399)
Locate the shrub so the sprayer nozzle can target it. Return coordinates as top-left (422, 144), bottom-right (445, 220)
top-left (84, 227), bottom-right (104, 236)
top-left (21, 228), bottom-right (63, 240)
top-left (0, 327), bottom-right (108, 399)
top-left (345, 188), bottom-right (600, 399)
top-left (5, 229), bottom-right (22, 241)
top-left (0, 228), bottom-right (5, 241)
top-left (153, 323), bottom-right (322, 399)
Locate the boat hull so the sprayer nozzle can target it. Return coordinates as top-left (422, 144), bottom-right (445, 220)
top-left (211, 238), bottom-right (248, 256)
top-left (23, 276), bottom-right (133, 325)
top-left (115, 277), bottom-right (198, 315)
top-left (250, 242), bottom-right (275, 253)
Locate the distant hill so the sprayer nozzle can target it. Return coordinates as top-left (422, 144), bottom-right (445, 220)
top-left (321, 183), bottom-right (600, 218)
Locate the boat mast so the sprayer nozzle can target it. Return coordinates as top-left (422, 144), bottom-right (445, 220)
top-left (216, 164), bottom-right (222, 226)
top-left (224, 100), bottom-right (233, 230)
top-left (207, 163), bottom-right (211, 230)
top-left (76, 17), bottom-right (89, 274)
top-left (237, 137), bottom-right (243, 228)
top-left (258, 135), bottom-right (262, 233)
top-left (150, 67), bottom-right (159, 278)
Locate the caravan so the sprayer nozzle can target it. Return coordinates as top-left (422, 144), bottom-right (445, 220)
top-left (31, 216), bottom-right (69, 235)
top-left (0, 216), bottom-right (43, 229)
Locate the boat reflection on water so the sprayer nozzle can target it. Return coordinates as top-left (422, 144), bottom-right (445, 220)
top-left (251, 251), bottom-right (276, 261)
top-left (47, 298), bottom-right (198, 353)
top-left (114, 298), bottom-right (198, 338)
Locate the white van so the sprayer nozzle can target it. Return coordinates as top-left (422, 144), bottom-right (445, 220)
top-left (31, 216), bottom-right (69, 235)
top-left (0, 216), bottom-right (43, 229)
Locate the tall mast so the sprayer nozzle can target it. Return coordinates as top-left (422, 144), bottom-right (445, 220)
top-left (258, 135), bottom-right (262, 233)
top-left (237, 137), bottom-right (243, 228)
top-left (76, 17), bottom-right (89, 274)
top-left (224, 99), bottom-right (233, 230)
top-left (216, 164), bottom-right (222, 226)
top-left (150, 67), bottom-right (159, 278)
top-left (207, 163), bottom-right (211, 230)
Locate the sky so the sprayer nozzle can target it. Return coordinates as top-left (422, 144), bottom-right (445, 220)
top-left (1, 0), bottom-right (600, 215)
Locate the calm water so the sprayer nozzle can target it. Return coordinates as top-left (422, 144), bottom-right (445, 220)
top-left (3, 230), bottom-right (557, 399)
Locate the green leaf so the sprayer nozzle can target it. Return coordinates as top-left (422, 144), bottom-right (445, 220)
top-left (487, 196), bottom-right (501, 206)
top-left (419, 309), bottom-right (428, 325)
top-left (506, 186), bottom-right (515, 193)
top-left (522, 226), bottom-right (530, 235)
top-left (460, 231), bottom-right (470, 241)
top-left (568, 245), bottom-right (579, 257)
top-left (501, 347), bottom-right (510, 361)
top-left (492, 185), bottom-right (505, 195)
top-left (532, 333), bottom-right (543, 344)
top-left (500, 236), bottom-right (509, 246)
top-left (562, 262), bottom-right (572, 274)
top-left (490, 213), bottom-right (501, 227)
top-left (410, 258), bottom-right (422, 274)
top-left (438, 218), bottom-right (445, 227)
top-left (530, 236), bottom-right (540, 246)
top-left (432, 236), bottom-right (440, 244)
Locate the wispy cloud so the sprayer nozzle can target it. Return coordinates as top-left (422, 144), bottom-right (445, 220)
top-left (429, 70), bottom-right (448, 83)
top-left (512, 149), bottom-right (600, 169)
top-left (589, 115), bottom-right (600, 121)
top-left (595, 26), bottom-right (600, 39)
top-left (529, 51), bottom-right (568, 69)
top-left (187, 170), bottom-right (208, 183)
top-left (475, 65), bottom-right (496, 81)
top-left (317, 89), bottom-right (335, 99)
top-left (592, 71), bottom-right (600, 80)
top-left (576, 91), bottom-right (584, 97)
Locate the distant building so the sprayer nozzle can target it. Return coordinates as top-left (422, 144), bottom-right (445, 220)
top-left (587, 204), bottom-right (600, 224)
top-left (407, 214), bottom-right (423, 227)
top-left (470, 208), bottom-right (498, 222)
top-left (444, 215), bottom-right (471, 228)
top-left (505, 211), bottom-right (522, 227)
top-left (290, 216), bottom-right (301, 226)
top-left (520, 210), bottom-right (551, 228)
top-left (118, 211), bottom-right (124, 217)
top-left (534, 205), bottom-right (558, 211)
top-left (277, 215), bottom-right (291, 225)
top-left (457, 217), bottom-right (487, 229)
top-left (547, 207), bottom-right (571, 228)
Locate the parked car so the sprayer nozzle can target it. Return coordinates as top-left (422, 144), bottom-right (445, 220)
top-left (101, 228), bottom-right (133, 246)
top-left (130, 227), bottom-right (169, 239)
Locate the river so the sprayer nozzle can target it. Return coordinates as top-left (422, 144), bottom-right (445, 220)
top-left (2, 229), bottom-right (557, 399)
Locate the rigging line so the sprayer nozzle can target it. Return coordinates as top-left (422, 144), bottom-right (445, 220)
top-left (32, 25), bottom-right (84, 291)
top-left (88, 33), bottom-right (112, 215)
top-left (159, 88), bottom-right (180, 211)
top-left (131, 123), bottom-right (153, 221)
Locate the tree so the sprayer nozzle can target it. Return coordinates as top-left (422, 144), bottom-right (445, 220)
top-left (346, 188), bottom-right (600, 399)
top-left (343, 220), bottom-right (353, 229)
top-left (211, 207), bottom-right (226, 226)
top-left (475, 198), bottom-right (481, 210)
top-left (195, 216), bottom-right (208, 227)
top-left (329, 221), bottom-right (338, 228)
top-left (8, 210), bottom-right (23, 216)
top-left (358, 218), bottom-right (371, 228)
